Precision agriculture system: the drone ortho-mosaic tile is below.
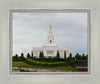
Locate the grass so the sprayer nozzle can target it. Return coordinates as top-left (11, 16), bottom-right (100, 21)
top-left (12, 61), bottom-right (77, 72)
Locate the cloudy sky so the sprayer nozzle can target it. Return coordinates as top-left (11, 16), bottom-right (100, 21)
top-left (13, 12), bottom-right (87, 57)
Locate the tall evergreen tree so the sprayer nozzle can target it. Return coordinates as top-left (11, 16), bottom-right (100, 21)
top-left (41, 51), bottom-right (44, 58)
top-left (81, 54), bottom-right (85, 60)
top-left (82, 54), bottom-right (85, 57)
top-left (67, 53), bottom-right (72, 60)
top-left (31, 51), bottom-right (33, 59)
top-left (21, 53), bottom-right (24, 57)
top-left (85, 54), bottom-right (88, 60)
top-left (39, 51), bottom-right (44, 58)
top-left (15, 54), bottom-right (18, 57)
top-left (64, 51), bottom-right (66, 60)
top-left (56, 50), bottom-right (60, 59)
top-left (27, 53), bottom-right (31, 59)
top-left (12, 54), bottom-right (19, 61)
top-left (19, 53), bottom-right (26, 61)
top-left (39, 52), bottom-right (41, 58)
top-left (75, 53), bottom-right (81, 60)
top-left (69, 53), bottom-right (72, 58)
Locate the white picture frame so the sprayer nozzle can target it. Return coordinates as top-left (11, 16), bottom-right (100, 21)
top-left (10, 9), bottom-right (90, 74)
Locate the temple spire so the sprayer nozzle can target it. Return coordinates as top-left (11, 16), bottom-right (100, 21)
top-left (48, 25), bottom-right (54, 43)
top-left (50, 25), bottom-right (52, 30)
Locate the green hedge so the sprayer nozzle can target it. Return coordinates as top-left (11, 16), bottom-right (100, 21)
top-left (25, 59), bottom-right (66, 67)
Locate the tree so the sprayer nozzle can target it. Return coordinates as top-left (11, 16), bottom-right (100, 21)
top-left (39, 51), bottom-right (44, 58)
top-left (33, 57), bottom-right (36, 60)
top-left (69, 53), bottom-right (72, 58)
top-left (66, 53), bottom-right (76, 67)
top-left (75, 53), bottom-right (81, 60)
top-left (39, 52), bottom-right (41, 58)
top-left (67, 53), bottom-right (72, 60)
top-left (27, 53), bottom-right (31, 59)
top-left (67, 59), bottom-right (76, 67)
top-left (15, 54), bottom-right (18, 57)
top-left (82, 54), bottom-right (85, 57)
top-left (19, 53), bottom-right (26, 61)
top-left (64, 51), bottom-right (66, 60)
top-left (81, 54), bottom-right (85, 60)
top-left (21, 53), bottom-right (24, 57)
top-left (41, 51), bottom-right (44, 58)
top-left (85, 54), bottom-right (88, 60)
top-left (12, 54), bottom-right (19, 61)
top-left (31, 51), bottom-right (33, 59)
top-left (56, 50), bottom-right (60, 59)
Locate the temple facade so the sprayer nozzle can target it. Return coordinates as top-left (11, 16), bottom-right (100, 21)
top-left (33, 25), bottom-right (68, 58)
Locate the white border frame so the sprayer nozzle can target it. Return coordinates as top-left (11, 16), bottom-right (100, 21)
top-left (10, 9), bottom-right (91, 75)
top-left (0, 0), bottom-right (100, 84)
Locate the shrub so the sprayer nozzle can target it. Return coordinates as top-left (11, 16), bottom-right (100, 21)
top-left (25, 59), bottom-right (66, 67)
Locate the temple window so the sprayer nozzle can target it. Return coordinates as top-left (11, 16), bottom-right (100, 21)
top-left (50, 40), bottom-right (52, 43)
top-left (47, 51), bottom-right (54, 54)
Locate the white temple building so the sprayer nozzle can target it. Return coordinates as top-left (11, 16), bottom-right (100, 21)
top-left (33, 25), bottom-right (68, 58)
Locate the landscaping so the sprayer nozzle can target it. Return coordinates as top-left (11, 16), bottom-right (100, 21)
top-left (12, 53), bottom-right (88, 72)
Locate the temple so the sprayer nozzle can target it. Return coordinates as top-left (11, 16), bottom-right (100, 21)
top-left (32, 25), bottom-right (68, 58)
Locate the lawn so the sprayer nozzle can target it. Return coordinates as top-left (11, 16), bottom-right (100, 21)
top-left (12, 60), bottom-right (77, 72)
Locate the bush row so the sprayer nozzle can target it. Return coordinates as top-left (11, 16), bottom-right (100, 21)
top-left (25, 59), bottom-right (66, 67)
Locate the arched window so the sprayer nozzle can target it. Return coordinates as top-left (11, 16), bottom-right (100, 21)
top-left (50, 40), bottom-right (52, 43)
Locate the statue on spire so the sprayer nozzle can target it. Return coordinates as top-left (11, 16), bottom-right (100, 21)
top-left (50, 25), bottom-right (52, 30)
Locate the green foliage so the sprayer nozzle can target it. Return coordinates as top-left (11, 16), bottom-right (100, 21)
top-left (15, 54), bottom-right (18, 57)
top-left (67, 59), bottom-right (76, 67)
top-left (34, 58), bottom-right (65, 62)
top-left (12, 61), bottom-right (76, 71)
top-left (75, 53), bottom-right (81, 60)
top-left (69, 53), bottom-right (72, 58)
top-left (56, 50), bottom-right (60, 59)
top-left (81, 54), bottom-right (85, 60)
top-left (21, 53), bottom-right (24, 57)
top-left (33, 57), bottom-right (36, 60)
top-left (66, 53), bottom-right (76, 67)
top-left (25, 59), bottom-right (66, 67)
top-left (64, 51), bottom-right (66, 60)
top-left (13, 62), bottom-right (29, 67)
top-left (19, 53), bottom-right (26, 61)
top-left (12, 54), bottom-right (19, 61)
top-left (12, 52), bottom-right (88, 72)
top-left (67, 53), bottom-right (72, 60)
top-left (31, 51), bottom-right (33, 59)
top-left (27, 53), bottom-right (31, 59)
top-left (39, 51), bottom-right (44, 59)
top-left (66, 66), bottom-right (77, 71)
top-left (77, 53), bottom-right (88, 60)
top-left (85, 54), bottom-right (88, 60)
